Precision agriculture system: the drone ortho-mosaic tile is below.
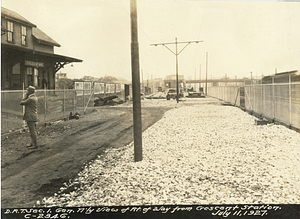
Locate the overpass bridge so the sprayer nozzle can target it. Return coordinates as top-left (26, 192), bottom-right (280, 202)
top-left (185, 78), bottom-right (251, 84)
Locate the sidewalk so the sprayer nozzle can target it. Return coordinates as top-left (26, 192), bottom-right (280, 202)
top-left (43, 98), bottom-right (300, 206)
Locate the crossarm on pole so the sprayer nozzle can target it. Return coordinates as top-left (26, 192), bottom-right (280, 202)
top-left (178, 42), bottom-right (191, 55)
top-left (150, 40), bottom-right (203, 46)
top-left (162, 44), bottom-right (176, 55)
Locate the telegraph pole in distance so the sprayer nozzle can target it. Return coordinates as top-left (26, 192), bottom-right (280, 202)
top-left (199, 64), bottom-right (201, 90)
top-left (130, 0), bottom-right (142, 161)
top-left (205, 52), bottom-right (208, 95)
top-left (151, 38), bottom-right (203, 103)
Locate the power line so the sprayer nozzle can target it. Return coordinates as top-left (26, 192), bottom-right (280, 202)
top-left (197, 2), bottom-right (207, 39)
top-left (117, 0), bottom-right (153, 43)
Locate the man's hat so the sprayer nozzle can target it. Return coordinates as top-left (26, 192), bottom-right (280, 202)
top-left (27, 86), bottom-right (36, 92)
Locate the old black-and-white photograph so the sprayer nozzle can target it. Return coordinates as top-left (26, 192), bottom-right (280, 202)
top-left (1, 0), bottom-right (300, 218)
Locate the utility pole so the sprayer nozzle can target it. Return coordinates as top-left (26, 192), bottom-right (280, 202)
top-left (147, 73), bottom-right (149, 94)
top-left (130, 0), bottom-right (142, 161)
top-left (151, 38), bottom-right (203, 103)
top-left (151, 74), bottom-right (153, 94)
top-left (199, 64), bottom-right (201, 90)
top-left (205, 52), bottom-right (208, 95)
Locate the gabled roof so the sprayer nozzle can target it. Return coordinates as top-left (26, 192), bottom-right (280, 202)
top-left (32, 28), bottom-right (61, 47)
top-left (1, 7), bottom-right (60, 47)
top-left (1, 7), bottom-right (36, 28)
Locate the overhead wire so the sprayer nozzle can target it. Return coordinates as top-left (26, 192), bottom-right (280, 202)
top-left (198, 2), bottom-right (207, 40)
top-left (117, 0), bottom-right (161, 81)
top-left (117, 0), bottom-right (154, 43)
top-left (191, 2), bottom-right (207, 82)
top-left (118, 1), bottom-right (208, 82)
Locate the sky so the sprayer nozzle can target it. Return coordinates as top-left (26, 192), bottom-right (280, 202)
top-left (1, 0), bottom-right (300, 81)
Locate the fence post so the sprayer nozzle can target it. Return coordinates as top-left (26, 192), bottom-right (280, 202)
top-left (253, 84), bottom-right (256, 112)
top-left (63, 86), bottom-right (65, 119)
top-left (262, 85), bottom-right (267, 116)
top-left (83, 84), bottom-right (85, 115)
top-left (74, 88), bottom-right (76, 114)
top-left (22, 83), bottom-right (27, 130)
top-left (289, 75), bottom-right (292, 126)
top-left (273, 77), bottom-right (275, 120)
top-left (93, 83), bottom-right (95, 109)
top-left (44, 86), bottom-right (46, 125)
top-left (250, 80), bottom-right (252, 110)
top-left (261, 80), bottom-right (263, 115)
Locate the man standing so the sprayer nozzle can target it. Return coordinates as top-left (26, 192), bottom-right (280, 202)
top-left (20, 86), bottom-right (38, 149)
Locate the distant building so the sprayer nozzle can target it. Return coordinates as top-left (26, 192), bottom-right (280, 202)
top-left (1, 7), bottom-right (82, 90)
top-left (141, 77), bottom-right (164, 94)
top-left (164, 75), bottom-right (186, 89)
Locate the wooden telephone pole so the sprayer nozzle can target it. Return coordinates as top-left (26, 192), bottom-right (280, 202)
top-left (130, 0), bottom-right (142, 161)
top-left (205, 52), bottom-right (208, 95)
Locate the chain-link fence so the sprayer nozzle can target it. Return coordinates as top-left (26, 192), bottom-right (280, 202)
top-left (1, 83), bottom-right (126, 134)
top-left (207, 82), bottom-right (300, 130)
top-left (207, 86), bottom-right (241, 106)
top-left (245, 83), bottom-right (300, 128)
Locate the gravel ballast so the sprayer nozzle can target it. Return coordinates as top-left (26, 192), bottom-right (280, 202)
top-left (42, 98), bottom-right (300, 206)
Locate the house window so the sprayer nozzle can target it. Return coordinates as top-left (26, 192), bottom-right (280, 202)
top-left (21, 26), bottom-right (27, 45)
top-left (12, 63), bottom-right (21, 88)
top-left (7, 21), bottom-right (14, 42)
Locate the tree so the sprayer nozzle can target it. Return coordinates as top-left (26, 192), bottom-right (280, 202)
top-left (56, 78), bottom-right (74, 89)
top-left (98, 75), bottom-right (118, 83)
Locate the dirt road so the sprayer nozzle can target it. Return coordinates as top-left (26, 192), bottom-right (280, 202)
top-left (1, 106), bottom-right (171, 208)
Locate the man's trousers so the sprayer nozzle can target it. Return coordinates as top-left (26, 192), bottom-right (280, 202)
top-left (27, 121), bottom-right (37, 146)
